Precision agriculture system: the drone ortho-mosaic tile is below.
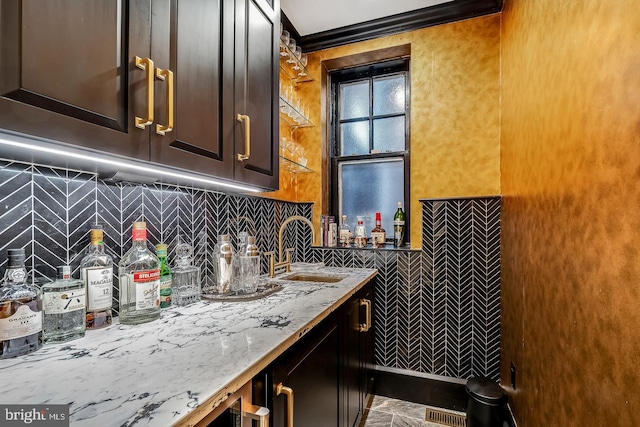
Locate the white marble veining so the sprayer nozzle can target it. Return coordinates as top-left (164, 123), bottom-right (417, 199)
top-left (0, 267), bottom-right (376, 426)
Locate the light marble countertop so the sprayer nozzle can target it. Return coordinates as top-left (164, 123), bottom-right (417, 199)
top-left (0, 267), bottom-right (377, 427)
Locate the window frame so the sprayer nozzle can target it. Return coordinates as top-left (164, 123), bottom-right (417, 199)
top-left (328, 58), bottom-right (411, 243)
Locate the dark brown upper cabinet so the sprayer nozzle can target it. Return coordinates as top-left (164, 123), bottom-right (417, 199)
top-left (231, 0), bottom-right (280, 189)
top-left (0, 0), bottom-right (279, 190)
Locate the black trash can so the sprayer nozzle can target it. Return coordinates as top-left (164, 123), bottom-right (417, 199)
top-left (465, 377), bottom-right (507, 427)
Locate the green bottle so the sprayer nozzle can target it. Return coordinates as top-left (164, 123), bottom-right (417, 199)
top-left (393, 201), bottom-right (406, 247)
top-left (156, 244), bottom-right (172, 308)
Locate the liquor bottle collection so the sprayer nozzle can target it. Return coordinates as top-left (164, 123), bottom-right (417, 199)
top-left (0, 221), bottom-right (205, 359)
top-left (325, 201), bottom-right (406, 248)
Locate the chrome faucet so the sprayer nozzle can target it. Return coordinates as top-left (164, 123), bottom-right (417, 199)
top-left (266, 215), bottom-right (315, 277)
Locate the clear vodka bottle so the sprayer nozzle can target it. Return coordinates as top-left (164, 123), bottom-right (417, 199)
top-left (118, 222), bottom-right (161, 325)
top-left (42, 265), bottom-right (86, 343)
top-left (0, 249), bottom-right (43, 358)
top-left (80, 224), bottom-right (113, 329)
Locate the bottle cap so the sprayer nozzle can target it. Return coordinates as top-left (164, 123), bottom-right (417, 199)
top-left (57, 265), bottom-right (72, 279)
top-left (397, 201), bottom-right (402, 208)
top-left (133, 221), bottom-right (146, 229)
top-left (376, 212), bottom-right (381, 221)
top-left (7, 249), bottom-right (25, 267)
top-left (156, 244), bottom-right (168, 255)
top-left (175, 243), bottom-right (194, 267)
top-left (90, 223), bottom-right (103, 231)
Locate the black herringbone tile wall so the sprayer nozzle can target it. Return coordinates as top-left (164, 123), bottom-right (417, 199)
top-left (308, 196), bottom-right (501, 381)
top-left (0, 159), bottom-right (312, 315)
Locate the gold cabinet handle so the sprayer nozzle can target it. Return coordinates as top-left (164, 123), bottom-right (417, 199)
top-left (276, 383), bottom-right (294, 427)
top-left (135, 56), bottom-right (154, 129)
top-left (243, 404), bottom-right (270, 427)
top-left (359, 298), bottom-right (372, 332)
top-left (155, 68), bottom-right (174, 135)
top-left (237, 114), bottom-right (251, 161)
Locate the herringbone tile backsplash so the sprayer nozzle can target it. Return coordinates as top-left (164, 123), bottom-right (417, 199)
top-left (0, 159), bottom-right (500, 381)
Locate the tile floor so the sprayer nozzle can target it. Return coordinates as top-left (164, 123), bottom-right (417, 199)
top-left (360, 395), bottom-right (466, 427)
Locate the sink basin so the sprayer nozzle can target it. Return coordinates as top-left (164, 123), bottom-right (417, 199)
top-left (281, 273), bottom-right (347, 283)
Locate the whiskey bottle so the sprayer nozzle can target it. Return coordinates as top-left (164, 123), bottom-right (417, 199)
top-left (371, 212), bottom-right (386, 248)
top-left (172, 244), bottom-right (201, 306)
top-left (393, 202), bottom-right (406, 247)
top-left (118, 222), bottom-right (161, 325)
top-left (156, 244), bottom-right (172, 308)
top-left (80, 224), bottom-right (113, 329)
top-left (0, 249), bottom-right (43, 358)
top-left (42, 265), bottom-right (86, 343)
top-left (339, 215), bottom-right (351, 247)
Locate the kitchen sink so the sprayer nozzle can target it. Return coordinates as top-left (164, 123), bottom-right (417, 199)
top-left (281, 273), bottom-right (347, 283)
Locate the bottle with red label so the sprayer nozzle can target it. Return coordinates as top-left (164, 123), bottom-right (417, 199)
top-left (118, 222), bottom-right (161, 325)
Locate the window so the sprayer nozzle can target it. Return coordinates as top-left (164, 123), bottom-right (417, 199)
top-left (329, 59), bottom-right (410, 239)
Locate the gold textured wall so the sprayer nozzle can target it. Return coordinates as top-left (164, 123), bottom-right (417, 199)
top-left (266, 15), bottom-right (501, 247)
top-left (501, 1), bottom-right (640, 426)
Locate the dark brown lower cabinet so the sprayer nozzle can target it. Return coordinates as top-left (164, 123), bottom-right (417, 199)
top-left (256, 280), bottom-right (374, 427)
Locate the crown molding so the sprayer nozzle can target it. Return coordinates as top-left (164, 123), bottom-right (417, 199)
top-left (285, 0), bottom-right (502, 52)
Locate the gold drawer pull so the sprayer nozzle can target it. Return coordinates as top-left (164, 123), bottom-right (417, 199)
top-left (134, 56), bottom-right (154, 129)
top-left (237, 114), bottom-right (251, 161)
top-left (359, 298), bottom-right (371, 332)
top-left (155, 68), bottom-right (174, 135)
top-left (276, 382), bottom-right (294, 427)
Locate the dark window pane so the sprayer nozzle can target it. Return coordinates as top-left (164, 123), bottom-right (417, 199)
top-left (373, 116), bottom-right (405, 152)
top-left (373, 75), bottom-right (405, 116)
top-left (339, 159), bottom-right (404, 234)
top-left (340, 81), bottom-right (369, 119)
top-left (340, 121), bottom-right (369, 156)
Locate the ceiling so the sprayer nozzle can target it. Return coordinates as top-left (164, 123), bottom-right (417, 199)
top-left (280, 0), bottom-right (503, 52)
top-left (280, 0), bottom-right (453, 37)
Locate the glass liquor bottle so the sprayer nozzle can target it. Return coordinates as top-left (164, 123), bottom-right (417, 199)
top-left (354, 216), bottom-right (367, 248)
top-left (172, 244), bottom-right (201, 306)
top-left (339, 215), bottom-right (351, 247)
top-left (0, 248), bottom-right (43, 358)
top-left (393, 202), bottom-right (406, 247)
top-left (80, 224), bottom-right (113, 329)
top-left (371, 212), bottom-right (386, 248)
top-left (118, 222), bottom-right (161, 325)
top-left (42, 265), bottom-right (86, 343)
top-left (156, 244), bottom-right (172, 308)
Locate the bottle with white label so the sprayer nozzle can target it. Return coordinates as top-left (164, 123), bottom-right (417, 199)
top-left (0, 248), bottom-right (43, 358)
top-left (42, 265), bottom-right (86, 343)
top-left (118, 222), bottom-right (161, 325)
top-left (80, 224), bottom-right (113, 329)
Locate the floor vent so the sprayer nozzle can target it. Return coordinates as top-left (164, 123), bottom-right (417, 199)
top-left (425, 407), bottom-right (466, 427)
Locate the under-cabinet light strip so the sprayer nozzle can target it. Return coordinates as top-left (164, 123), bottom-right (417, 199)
top-left (0, 135), bottom-right (262, 193)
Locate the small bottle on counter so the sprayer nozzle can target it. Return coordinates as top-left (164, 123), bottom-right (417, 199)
top-left (156, 244), bottom-right (172, 308)
top-left (172, 243), bottom-right (201, 306)
top-left (339, 215), bottom-right (351, 247)
top-left (118, 222), bottom-right (161, 325)
top-left (393, 202), bottom-right (406, 247)
top-left (354, 216), bottom-right (367, 248)
top-left (0, 248), bottom-right (43, 358)
top-left (371, 212), bottom-right (386, 248)
top-left (42, 265), bottom-right (86, 343)
top-left (80, 223), bottom-right (113, 329)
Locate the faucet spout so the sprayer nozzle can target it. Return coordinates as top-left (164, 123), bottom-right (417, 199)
top-left (278, 215), bottom-right (315, 263)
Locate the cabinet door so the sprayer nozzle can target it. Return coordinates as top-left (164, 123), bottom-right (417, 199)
top-left (0, 0), bottom-right (150, 159)
top-left (273, 321), bottom-right (339, 427)
top-left (343, 297), bottom-right (363, 427)
top-left (232, 0), bottom-right (279, 189)
top-left (149, 0), bottom-right (234, 178)
top-left (360, 288), bottom-right (375, 407)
